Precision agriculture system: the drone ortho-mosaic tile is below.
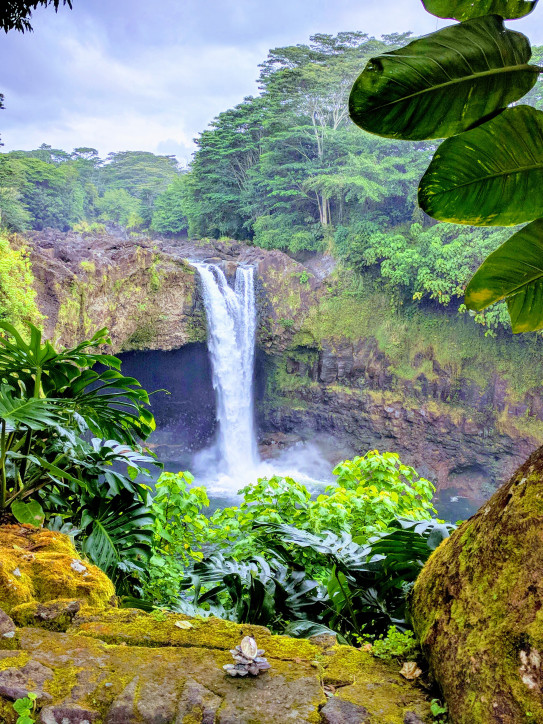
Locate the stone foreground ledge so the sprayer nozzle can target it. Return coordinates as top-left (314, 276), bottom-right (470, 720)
top-left (0, 524), bottom-right (431, 723)
top-left (0, 609), bottom-right (432, 724)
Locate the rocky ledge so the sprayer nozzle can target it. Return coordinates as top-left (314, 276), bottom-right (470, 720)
top-left (0, 525), bottom-right (431, 723)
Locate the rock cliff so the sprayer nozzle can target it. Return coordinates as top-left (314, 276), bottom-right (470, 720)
top-left (22, 229), bottom-right (543, 503)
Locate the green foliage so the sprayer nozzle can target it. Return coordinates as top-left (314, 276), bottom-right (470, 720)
top-left (12, 691), bottom-right (37, 724)
top-left (422, 0), bottom-right (538, 20)
top-left (11, 499), bottom-right (44, 526)
top-left (465, 219), bottom-right (543, 333)
top-left (430, 698), bottom-right (449, 723)
top-left (0, 321), bottom-right (159, 593)
top-left (96, 188), bottom-right (144, 229)
top-left (145, 451), bottom-right (449, 641)
top-left (0, 145), bottom-right (181, 233)
top-left (259, 516), bottom-right (454, 640)
top-left (349, 16), bottom-right (538, 141)
top-left (348, 2), bottom-right (543, 333)
top-left (0, 236), bottom-right (43, 327)
top-left (419, 106), bottom-right (543, 227)
top-left (370, 626), bottom-right (418, 660)
top-left (1, 1), bottom-right (72, 33)
top-left (183, 553), bottom-right (327, 630)
top-left (151, 176), bottom-right (189, 235)
top-left (336, 221), bottom-right (512, 332)
top-left (144, 471), bottom-right (211, 606)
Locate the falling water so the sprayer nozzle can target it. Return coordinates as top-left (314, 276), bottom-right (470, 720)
top-left (194, 263), bottom-right (258, 475)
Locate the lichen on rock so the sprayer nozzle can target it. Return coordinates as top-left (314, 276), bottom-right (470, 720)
top-left (0, 525), bottom-right (115, 616)
top-left (412, 443), bottom-right (543, 723)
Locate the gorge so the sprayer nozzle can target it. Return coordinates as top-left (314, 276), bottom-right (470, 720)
top-left (22, 227), bottom-right (543, 516)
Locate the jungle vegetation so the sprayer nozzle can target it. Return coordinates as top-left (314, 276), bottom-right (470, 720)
top-left (2, 31), bottom-right (542, 334)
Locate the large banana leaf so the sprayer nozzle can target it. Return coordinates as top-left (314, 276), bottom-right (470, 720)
top-left (349, 16), bottom-right (538, 141)
top-left (419, 105), bottom-right (543, 225)
top-left (465, 218), bottom-right (543, 332)
top-left (422, 0), bottom-right (538, 20)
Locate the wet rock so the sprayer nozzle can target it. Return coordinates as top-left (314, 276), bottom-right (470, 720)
top-left (320, 698), bottom-right (371, 723)
top-left (404, 714), bottom-right (425, 724)
top-left (12, 599), bottom-right (81, 632)
top-left (40, 704), bottom-right (100, 723)
top-left (175, 679), bottom-right (222, 724)
top-left (0, 610), bottom-right (15, 640)
top-left (0, 660), bottom-right (53, 702)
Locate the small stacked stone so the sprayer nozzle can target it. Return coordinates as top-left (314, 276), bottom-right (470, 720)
top-left (223, 635), bottom-right (271, 677)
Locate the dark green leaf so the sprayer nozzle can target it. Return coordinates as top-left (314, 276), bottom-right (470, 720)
top-left (349, 16), bottom-right (538, 140)
top-left (0, 385), bottom-right (62, 430)
top-left (419, 106), bottom-right (543, 225)
top-left (465, 218), bottom-right (543, 332)
top-left (422, 0), bottom-right (538, 20)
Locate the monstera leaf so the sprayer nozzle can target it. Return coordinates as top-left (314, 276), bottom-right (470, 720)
top-left (465, 218), bottom-right (543, 332)
top-left (422, 0), bottom-right (538, 20)
top-left (419, 106), bottom-right (543, 225)
top-left (349, 16), bottom-right (538, 140)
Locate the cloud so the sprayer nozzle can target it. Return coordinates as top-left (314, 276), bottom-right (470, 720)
top-left (1, 0), bottom-right (542, 159)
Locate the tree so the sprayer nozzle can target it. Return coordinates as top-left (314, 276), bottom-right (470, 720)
top-left (96, 188), bottom-right (144, 229)
top-left (151, 176), bottom-right (189, 236)
top-left (0, 0), bottom-right (72, 34)
top-left (101, 151), bottom-right (180, 225)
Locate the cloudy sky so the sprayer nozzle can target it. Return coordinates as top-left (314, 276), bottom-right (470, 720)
top-left (0, 0), bottom-right (541, 163)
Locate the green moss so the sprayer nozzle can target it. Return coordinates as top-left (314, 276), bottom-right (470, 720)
top-left (0, 697), bottom-right (17, 724)
top-left (0, 652), bottom-right (30, 670)
top-left (0, 526), bottom-right (114, 614)
top-left (412, 450), bottom-right (543, 723)
top-left (79, 260), bottom-right (96, 274)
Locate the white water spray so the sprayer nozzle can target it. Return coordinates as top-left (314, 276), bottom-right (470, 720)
top-left (194, 263), bottom-right (258, 475)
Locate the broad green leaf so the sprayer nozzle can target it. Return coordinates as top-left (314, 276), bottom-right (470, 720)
top-left (422, 0), bottom-right (538, 20)
top-left (0, 386), bottom-right (61, 430)
top-left (11, 500), bottom-right (45, 527)
top-left (465, 218), bottom-right (543, 332)
top-left (419, 105), bottom-right (543, 225)
top-left (349, 17), bottom-right (539, 141)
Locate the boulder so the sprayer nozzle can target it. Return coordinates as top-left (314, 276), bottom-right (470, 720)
top-left (0, 525), bottom-right (115, 615)
top-left (412, 444), bottom-right (543, 723)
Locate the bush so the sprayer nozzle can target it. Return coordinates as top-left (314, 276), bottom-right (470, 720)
top-left (0, 321), bottom-right (158, 594)
top-left (145, 450), bottom-right (454, 641)
top-left (0, 236), bottom-right (42, 327)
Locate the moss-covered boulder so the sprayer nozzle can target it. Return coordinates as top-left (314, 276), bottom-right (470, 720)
top-left (412, 444), bottom-right (543, 723)
top-left (0, 525), bottom-right (115, 615)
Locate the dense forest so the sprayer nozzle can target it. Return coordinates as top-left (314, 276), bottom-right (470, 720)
top-left (1, 31), bottom-right (543, 335)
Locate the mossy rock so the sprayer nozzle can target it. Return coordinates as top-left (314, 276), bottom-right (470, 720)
top-left (0, 615), bottom-right (432, 723)
top-left (412, 444), bottom-right (543, 723)
top-left (0, 525), bottom-right (115, 615)
top-left (0, 526), bottom-right (432, 722)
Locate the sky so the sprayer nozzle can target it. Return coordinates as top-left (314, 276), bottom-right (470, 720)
top-left (0, 0), bottom-right (542, 164)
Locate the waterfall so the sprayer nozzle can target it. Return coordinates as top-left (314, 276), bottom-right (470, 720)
top-left (194, 263), bottom-right (258, 475)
